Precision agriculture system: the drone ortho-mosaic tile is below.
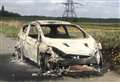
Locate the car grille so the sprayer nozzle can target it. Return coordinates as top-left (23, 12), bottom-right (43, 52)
top-left (65, 54), bottom-right (90, 59)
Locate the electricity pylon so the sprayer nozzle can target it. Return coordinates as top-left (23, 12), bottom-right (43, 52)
top-left (62, 0), bottom-right (81, 18)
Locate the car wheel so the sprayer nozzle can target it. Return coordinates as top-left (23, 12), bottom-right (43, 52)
top-left (99, 56), bottom-right (103, 67)
top-left (99, 51), bottom-right (104, 67)
top-left (37, 54), bottom-right (41, 67)
top-left (40, 53), bottom-right (50, 72)
top-left (16, 47), bottom-right (25, 61)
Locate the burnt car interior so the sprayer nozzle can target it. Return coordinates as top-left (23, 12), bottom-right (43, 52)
top-left (28, 24), bottom-right (39, 39)
top-left (41, 25), bottom-right (87, 39)
top-left (22, 24), bottom-right (88, 39)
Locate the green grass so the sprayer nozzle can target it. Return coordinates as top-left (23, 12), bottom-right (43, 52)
top-left (82, 24), bottom-right (120, 65)
top-left (0, 24), bottom-right (20, 37)
top-left (0, 20), bottom-right (23, 37)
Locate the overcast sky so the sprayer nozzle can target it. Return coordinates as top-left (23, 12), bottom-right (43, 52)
top-left (0, 0), bottom-right (120, 18)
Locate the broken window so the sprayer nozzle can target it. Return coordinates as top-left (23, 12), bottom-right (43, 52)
top-left (66, 26), bottom-right (85, 38)
top-left (23, 25), bottom-right (28, 33)
top-left (28, 24), bottom-right (38, 39)
top-left (41, 25), bottom-right (87, 39)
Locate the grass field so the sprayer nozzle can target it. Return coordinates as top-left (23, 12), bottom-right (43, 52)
top-left (0, 18), bottom-right (120, 73)
top-left (0, 20), bottom-right (25, 37)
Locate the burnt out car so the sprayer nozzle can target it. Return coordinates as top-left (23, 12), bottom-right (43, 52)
top-left (15, 20), bottom-right (103, 75)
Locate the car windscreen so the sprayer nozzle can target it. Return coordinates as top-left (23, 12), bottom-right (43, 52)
top-left (41, 25), bottom-right (88, 39)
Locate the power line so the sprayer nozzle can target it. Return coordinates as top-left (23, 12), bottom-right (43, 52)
top-left (62, 0), bottom-right (82, 18)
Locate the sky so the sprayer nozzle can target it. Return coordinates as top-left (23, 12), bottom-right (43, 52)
top-left (0, 0), bottom-right (120, 18)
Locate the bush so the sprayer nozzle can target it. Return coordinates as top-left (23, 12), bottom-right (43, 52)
top-left (87, 29), bottom-right (120, 65)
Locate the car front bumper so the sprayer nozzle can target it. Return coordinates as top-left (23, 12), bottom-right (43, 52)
top-left (57, 56), bottom-right (98, 66)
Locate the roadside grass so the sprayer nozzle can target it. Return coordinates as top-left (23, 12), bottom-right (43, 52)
top-left (0, 20), bottom-right (23, 37)
top-left (83, 24), bottom-right (120, 66)
top-left (0, 19), bottom-right (120, 73)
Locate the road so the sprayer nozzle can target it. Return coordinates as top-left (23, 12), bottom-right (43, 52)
top-left (0, 34), bottom-right (120, 82)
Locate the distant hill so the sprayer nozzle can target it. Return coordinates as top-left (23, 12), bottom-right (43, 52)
top-left (0, 11), bottom-right (21, 17)
top-left (1, 16), bottom-right (120, 23)
top-left (0, 5), bottom-right (21, 17)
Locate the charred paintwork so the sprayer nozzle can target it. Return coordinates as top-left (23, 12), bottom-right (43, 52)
top-left (15, 20), bottom-right (103, 75)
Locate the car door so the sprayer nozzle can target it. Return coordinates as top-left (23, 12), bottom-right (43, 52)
top-left (19, 24), bottom-right (30, 57)
top-left (24, 23), bottom-right (40, 63)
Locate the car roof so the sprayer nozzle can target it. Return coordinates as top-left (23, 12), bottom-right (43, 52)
top-left (32, 20), bottom-right (72, 25)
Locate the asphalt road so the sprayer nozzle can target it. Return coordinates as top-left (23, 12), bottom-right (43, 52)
top-left (0, 34), bottom-right (120, 82)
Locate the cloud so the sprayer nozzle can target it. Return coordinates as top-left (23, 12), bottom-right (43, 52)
top-left (49, 0), bottom-right (65, 3)
top-left (0, 0), bottom-right (119, 18)
top-left (15, 0), bottom-right (35, 5)
top-left (16, 0), bottom-right (34, 3)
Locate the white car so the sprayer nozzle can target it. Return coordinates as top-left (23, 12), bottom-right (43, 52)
top-left (15, 20), bottom-right (103, 74)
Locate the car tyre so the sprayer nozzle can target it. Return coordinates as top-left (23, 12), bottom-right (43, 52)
top-left (40, 53), bottom-right (50, 72)
top-left (16, 47), bottom-right (25, 61)
top-left (37, 54), bottom-right (41, 67)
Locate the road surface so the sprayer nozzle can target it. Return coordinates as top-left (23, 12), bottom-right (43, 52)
top-left (0, 34), bottom-right (120, 82)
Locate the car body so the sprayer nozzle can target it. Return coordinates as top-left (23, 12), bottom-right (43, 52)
top-left (15, 20), bottom-right (103, 74)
